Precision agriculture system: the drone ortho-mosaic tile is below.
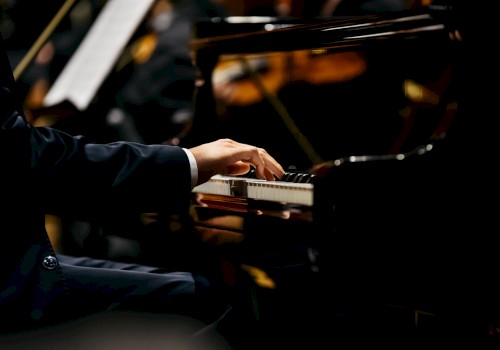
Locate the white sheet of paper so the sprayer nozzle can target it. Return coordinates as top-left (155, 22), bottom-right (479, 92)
top-left (43, 0), bottom-right (155, 111)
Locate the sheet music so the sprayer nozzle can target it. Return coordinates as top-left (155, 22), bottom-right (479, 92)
top-left (43, 0), bottom-right (155, 111)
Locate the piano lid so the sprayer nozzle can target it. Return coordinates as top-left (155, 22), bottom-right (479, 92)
top-left (186, 4), bottom-right (463, 171)
top-left (191, 6), bottom-right (460, 55)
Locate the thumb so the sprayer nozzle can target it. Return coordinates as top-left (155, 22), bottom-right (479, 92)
top-left (224, 162), bottom-right (251, 176)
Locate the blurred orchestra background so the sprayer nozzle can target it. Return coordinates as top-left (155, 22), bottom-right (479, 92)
top-left (2, 0), bottom-right (480, 343)
top-left (0, 0), bottom-right (442, 262)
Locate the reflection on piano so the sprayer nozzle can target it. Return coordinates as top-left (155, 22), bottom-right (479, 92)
top-left (187, 7), bottom-right (462, 170)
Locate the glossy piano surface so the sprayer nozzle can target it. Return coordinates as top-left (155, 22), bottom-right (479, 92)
top-left (187, 2), bottom-right (464, 245)
top-left (185, 5), bottom-right (462, 173)
top-left (191, 9), bottom-right (453, 54)
top-left (185, 3), bottom-right (476, 341)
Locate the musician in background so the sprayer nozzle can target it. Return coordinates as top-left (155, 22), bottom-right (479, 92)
top-left (0, 30), bottom-right (284, 348)
top-left (107, 0), bottom-right (199, 146)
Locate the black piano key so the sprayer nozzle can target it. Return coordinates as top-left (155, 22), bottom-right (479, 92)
top-left (280, 171), bottom-right (311, 183)
top-left (303, 174), bottom-right (316, 183)
top-left (283, 172), bottom-right (297, 182)
top-left (293, 173), bottom-right (305, 183)
top-left (237, 169), bottom-right (314, 183)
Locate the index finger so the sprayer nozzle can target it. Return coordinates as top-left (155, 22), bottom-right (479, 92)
top-left (251, 148), bottom-right (285, 181)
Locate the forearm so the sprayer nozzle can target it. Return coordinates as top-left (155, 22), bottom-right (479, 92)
top-left (34, 133), bottom-right (193, 213)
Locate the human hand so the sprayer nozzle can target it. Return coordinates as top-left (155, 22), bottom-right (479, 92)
top-left (189, 138), bottom-right (285, 185)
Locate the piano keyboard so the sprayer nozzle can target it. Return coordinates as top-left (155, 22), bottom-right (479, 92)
top-left (192, 173), bottom-right (315, 206)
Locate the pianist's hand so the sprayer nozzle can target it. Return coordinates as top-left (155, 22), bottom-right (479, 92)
top-left (189, 138), bottom-right (285, 186)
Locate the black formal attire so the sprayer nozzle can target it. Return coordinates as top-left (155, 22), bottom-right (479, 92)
top-left (0, 33), bottom-right (239, 348)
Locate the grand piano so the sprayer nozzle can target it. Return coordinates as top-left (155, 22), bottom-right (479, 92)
top-left (182, 2), bottom-right (497, 344)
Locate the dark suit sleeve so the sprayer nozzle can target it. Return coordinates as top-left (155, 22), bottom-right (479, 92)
top-left (0, 34), bottom-right (192, 216)
top-left (32, 129), bottom-right (193, 214)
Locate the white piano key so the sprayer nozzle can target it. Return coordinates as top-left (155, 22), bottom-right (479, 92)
top-left (193, 175), bottom-right (314, 206)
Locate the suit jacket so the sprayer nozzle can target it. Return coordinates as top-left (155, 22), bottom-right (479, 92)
top-left (0, 34), bottom-right (193, 332)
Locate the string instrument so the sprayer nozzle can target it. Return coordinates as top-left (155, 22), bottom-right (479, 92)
top-left (211, 49), bottom-right (368, 107)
